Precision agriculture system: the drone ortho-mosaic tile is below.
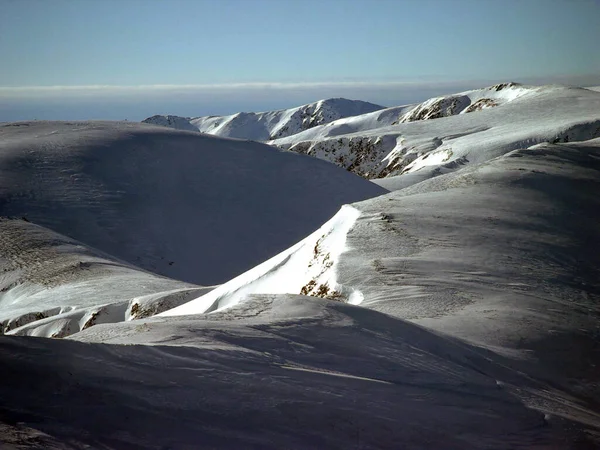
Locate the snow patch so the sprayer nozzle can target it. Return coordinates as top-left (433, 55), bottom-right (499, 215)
top-left (402, 148), bottom-right (453, 173)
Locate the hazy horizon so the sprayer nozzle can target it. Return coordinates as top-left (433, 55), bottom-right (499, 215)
top-left (2, 0), bottom-right (598, 122)
top-left (2, 73), bottom-right (600, 123)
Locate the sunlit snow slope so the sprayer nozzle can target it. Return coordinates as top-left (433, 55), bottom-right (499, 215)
top-left (0, 121), bottom-right (385, 285)
top-left (0, 218), bottom-right (209, 337)
top-left (4, 294), bottom-right (590, 449)
top-left (154, 138), bottom-right (600, 440)
top-left (143, 98), bottom-right (384, 140)
top-left (272, 84), bottom-right (600, 180)
top-left (2, 88), bottom-right (600, 449)
top-left (174, 138), bottom-right (600, 361)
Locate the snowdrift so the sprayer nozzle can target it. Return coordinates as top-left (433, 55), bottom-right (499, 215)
top-left (159, 204), bottom-right (362, 317)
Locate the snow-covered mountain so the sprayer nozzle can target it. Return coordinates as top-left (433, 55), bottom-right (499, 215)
top-left (143, 83), bottom-right (600, 183)
top-left (3, 85), bottom-right (600, 448)
top-left (141, 114), bottom-right (199, 131)
top-left (143, 97), bottom-right (384, 140)
top-left (155, 137), bottom-right (600, 441)
top-left (396, 82), bottom-right (530, 122)
top-left (0, 121), bottom-right (385, 287)
top-left (3, 136), bottom-right (598, 447)
top-left (0, 218), bottom-right (210, 338)
top-left (272, 84), bottom-right (600, 180)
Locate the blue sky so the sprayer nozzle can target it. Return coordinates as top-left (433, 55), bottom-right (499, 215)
top-left (1, 0), bottom-right (598, 120)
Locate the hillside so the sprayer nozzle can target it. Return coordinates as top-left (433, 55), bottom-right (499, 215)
top-left (272, 84), bottom-right (600, 180)
top-left (2, 93), bottom-right (600, 448)
top-left (0, 121), bottom-right (385, 285)
top-left (0, 218), bottom-right (209, 337)
top-left (154, 137), bottom-right (600, 441)
top-left (2, 294), bottom-right (586, 449)
top-left (143, 97), bottom-right (384, 140)
top-left (161, 137), bottom-right (600, 356)
top-left (2, 138), bottom-right (598, 447)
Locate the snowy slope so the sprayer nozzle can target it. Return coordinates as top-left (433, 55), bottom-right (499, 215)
top-left (1, 139), bottom-right (598, 447)
top-left (3, 90), bottom-right (600, 448)
top-left (143, 98), bottom-right (384, 140)
top-left (1, 295), bottom-right (593, 448)
top-left (141, 114), bottom-right (198, 131)
top-left (0, 218), bottom-right (209, 337)
top-left (160, 204), bottom-right (362, 316)
top-left (153, 138), bottom-right (600, 435)
top-left (0, 121), bottom-right (385, 285)
top-left (272, 84), bottom-right (600, 180)
top-left (167, 137), bottom-right (600, 351)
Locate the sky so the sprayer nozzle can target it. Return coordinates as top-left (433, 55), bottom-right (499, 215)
top-left (1, 0), bottom-right (599, 121)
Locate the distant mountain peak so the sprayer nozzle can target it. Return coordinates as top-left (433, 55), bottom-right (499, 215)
top-left (397, 82), bottom-right (532, 123)
top-left (142, 98), bottom-right (384, 141)
top-left (142, 114), bottom-right (197, 131)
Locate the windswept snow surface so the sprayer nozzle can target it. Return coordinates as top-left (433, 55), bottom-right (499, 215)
top-left (151, 138), bottom-right (600, 444)
top-left (0, 295), bottom-right (593, 449)
top-left (0, 121), bottom-right (385, 285)
top-left (0, 218), bottom-right (209, 338)
top-left (143, 98), bottom-right (384, 140)
top-left (337, 139), bottom-right (600, 357)
top-left (272, 84), bottom-right (600, 180)
top-left (2, 91), bottom-right (600, 448)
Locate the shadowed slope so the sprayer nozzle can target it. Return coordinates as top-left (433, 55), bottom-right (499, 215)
top-left (0, 218), bottom-right (209, 337)
top-left (1, 295), bottom-right (594, 449)
top-left (0, 121), bottom-right (386, 285)
top-left (155, 139), bottom-right (600, 429)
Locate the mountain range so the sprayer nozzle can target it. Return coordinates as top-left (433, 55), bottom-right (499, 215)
top-left (1, 82), bottom-right (600, 449)
top-left (143, 97), bottom-right (384, 140)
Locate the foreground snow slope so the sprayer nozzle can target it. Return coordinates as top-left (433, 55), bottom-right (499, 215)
top-left (272, 84), bottom-right (600, 180)
top-left (1, 295), bottom-right (594, 449)
top-left (0, 138), bottom-right (599, 448)
top-left (0, 121), bottom-right (385, 285)
top-left (143, 98), bottom-right (384, 140)
top-left (160, 139), bottom-right (600, 423)
top-left (0, 218), bottom-right (209, 337)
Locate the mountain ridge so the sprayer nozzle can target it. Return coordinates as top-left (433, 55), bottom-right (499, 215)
top-left (143, 97), bottom-right (384, 140)
top-left (0, 121), bottom-right (385, 287)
